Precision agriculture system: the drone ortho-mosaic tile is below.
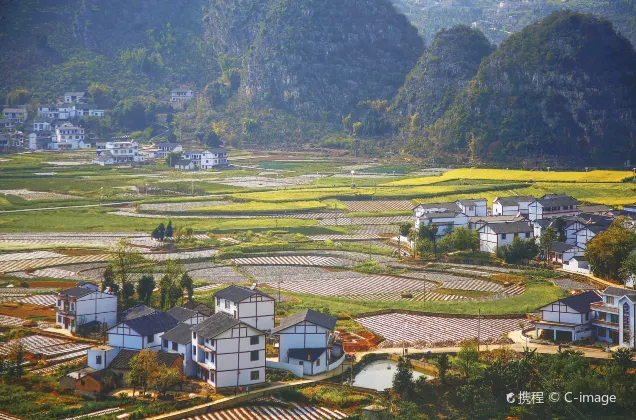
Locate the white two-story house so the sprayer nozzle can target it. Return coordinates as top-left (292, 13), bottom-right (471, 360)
top-left (191, 312), bottom-right (266, 389)
top-left (528, 194), bottom-right (579, 221)
top-left (413, 201), bottom-right (470, 237)
top-left (478, 221), bottom-right (534, 253)
top-left (75, 103), bottom-right (105, 118)
top-left (95, 141), bottom-right (143, 164)
top-left (455, 198), bottom-right (487, 217)
top-left (3, 107), bottom-right (27, 124)
top-left (200, 148), bottom-right (230, 169)
top-left (535, 291), bottom-right (602, 342)
top-left (105, 311), bottom-right (178, 351)
top-left (214, 285), bottom-right (275, 331)
top-left (492, 196), bottom-right (536, 217)
top-left (271, 309), bottom-right (337, 376)
top-left (171, 88), bottom-right (194, 103)
top-left (54, 123), bottom-right (88, 149)
top-left (592, 287), bottom-right (636, 348)
top-left (155, 142), bottom-right (183, 158)
top-left (55, 287), bottom-right (118, 333)
top-left (64, 91), bottom-right (88, 103)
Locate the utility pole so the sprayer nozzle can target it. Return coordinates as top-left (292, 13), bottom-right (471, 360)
top-left (477, 308), bottom-right (481, 352)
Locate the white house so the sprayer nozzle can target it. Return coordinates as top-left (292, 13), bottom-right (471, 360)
top-left (64, 91), bottom-right (88, 103)
top-left (167, 306), bottom-right (207, 325)
top-left (528, 194), bottom-right (579, 221)
top-left (214, 285), bottom-right (276, 331)
top-left (492, 196), bottom-right (536, 217)
top-left (542, 241), bottom-right (583, 264)
top-left (174, 159), bottom-right (196, 171)
top-left (182, 150), bottom-right (203, 167)
top-left (575, 225), bottom-right (608, 250)
top-left (593, 287), bottom-right (636, 348)
top-left (155, 142), bottom-right (183, 158)
top-left (55, 287), bottom-right (118, 333)
top-left (191, 312), bottom-right (266, 389)
top-left (75, 103), bottom-right (105, 118)
top-left (93, 152), bottom-right (115, 166)
top-left (563, 255), bottom-right (591, 275)
top-left (171, 88), bottom-right (194, 103)
top-left (271, 309), bottom-right (337, 376)
top-left (200, 148), bottom-right (230, 169)
top-left (478, 221), bottom-right (534, 253)
top-left (3, 107), bottom-right (27, 124)
top-left (162, 322), bottom-right (197, 376)
top-left (28, 132), bottom-right (55, 150)
top-left (97, 141), bottom-right (143, 163)
top-left (54, 123), bottom-right (88, 149)
top-left (105, 311), bottom-right (178, 351)
top-left (0, 118), bottom-right (14, 131)
top-left (87, 345), bottom-right (120, 371)
top-left (455, 198), bottom-right (487, 217)
top-left (535, 291), bottom-right (601, 342)
top-left (468, 215), bottom-right (525, 231)
top-left (33, 118), bottom-right (52, 132)
top-left (412, 202), bottom-right (469, 235)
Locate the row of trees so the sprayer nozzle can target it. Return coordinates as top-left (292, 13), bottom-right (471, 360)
top-left (101, 241), bottom-right (193, 311)
top-left (151, 221), bottom-right (195, 242)
top-left (397, 222), bottom-right (480, 258)
top-left (391, 342), bottom-right (636, 419)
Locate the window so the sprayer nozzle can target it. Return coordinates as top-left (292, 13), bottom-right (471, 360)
top-left (298, 361), bottom-right (304, 366)
top-left (250, 350), bottom-right (260, 361)
top-left (250, 370), bottom-right (260, 380)
top-left (606, 296), bottom-right (615, 304)
top-left (96, 355), bottom-right (102, 365)
top-left (147, 335), bottom-right (154, 343)
top-left (193, 347), bottom-right (196, 356)
top-left (316, 358), bottom-right (321, 367)
top-left (610, 314), bottom-right (619, 324)
top-left (57, 315), bottom-right (62, 322)
top-left (70, 303), bottom-right (75, 311)
top-left (172, 342), bottom-right (178, 351)
top-left (163, 339), bottom-right (168, 348)
top-left (192, 332), bottom-right (197, 339)
top-left (250, 336), bottom-right (259, 345)
top-left (205, 352), bottom-right (209, 360)
top-left (224, 300), bottom-right (230, 309)
top-left (501, 234), bottom-right (507, 240)
top-left (513, 233), bottom-right (519, 238)
top-left (584, 313), bottom-right (589, 321)
top-left (525, 233), bottom-right (530, 238)
top-left (57, 300), bottom-right (61, 306)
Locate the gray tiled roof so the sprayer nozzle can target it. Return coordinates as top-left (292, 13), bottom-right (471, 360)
top-left (534, 194), bottom-right (578, 207)
top-left (122, 304), bottom-right (157, 321)
top-left (167, 306), bottom-right (197, 322)
top-left (182, 300), bottom-right (213, 317)
top-left (214, 285), bottom-right (272, 302)
top-left (162, 322), bottom-right (193, 344)
top-left (482, 221), bottom-right (533, 234)
top-left (414, 202), bottom-right (462, 212)
top-left (603, 287), bottom-right (636, 301)
top-left (494, 196), bottom-right (537, 206)
top-left (191, 312), bottom-right (240, 339)
top-left (121, 311), bottom-right (178, 336)
top-left (271, 309), bottom-right (337, 334)
top-left (556, 291), bottom-right (602, 313)
top-left (109, 349), bottom-right (181, 370)
top-left (58, 287), bottom-right (94, 298)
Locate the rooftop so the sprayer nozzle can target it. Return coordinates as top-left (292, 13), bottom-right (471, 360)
top-left (109, 349), bottom-right (181, 370)
top-left (494, 196), bottom-right (537, 206)
top-left (482, 221), bottom-right (533, 234)
top-left (121, 303), bottom-right (157, 321)
top-left (287, 347), bottom-right (327, 362)
top-left (162, 322), bottom-right (194, 344)
top-left (552, 291), bottom-right (602, 313)
top-left (182, 300), bottom-right (214, 317)
top-left (214, 285), bottom-right (272, 302)
top-left (272, 309), bottom-right (337, 334)
top-left (121, 311), bottom-right (178, 336)
top-left (58, 286), bottom-right (95, 299)
top-left (166, 306), bottom-right (198, 322)
top-left (191, 312), bottom-right (241, 339)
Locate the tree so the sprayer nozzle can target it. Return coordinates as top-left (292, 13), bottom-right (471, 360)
top-left (165, 220), bottom-right (173, 238)
top-left (539, 227), bottom-right (558, 265)
top-left (6, 89), bottom-right (29, 106)
top-left (452, 340), bottom-right (482, 380)
top-left (620, 249), bottom-right (636, 284)
top-left (203, 129), bottom-right (221, 148)
top-left (165, 152), bottom-right (181, 166)
top-left (137, 274), bottom-right (156, 304)
top-left (441, 227), bottom-right (480, 253)
top-left (418, 224), bottom-right (439, 256)
top-left (108, 240), bottom-right (147, 300)
top-left (397, 222), bottom-right (412, 257)
top-left (497, 237), bottom-right (539, 263)
top-left (128, 349), bottom-right (160, 396)
top-left (585, 218), bottom-right (636, 280)
top-left (612, 348), bottom-right (634, 374)
top-left (153, 365), bottom-right (181, 397)
top-left (393, 357), bottom-right (414, 400)
top-left (435, 353), bottom-right (450, 384)
top-left (179, 273), bottom-right (194, 302)
top-left (102, 266), bottom-right (118, 294)
top-left (7, 338), bottom-right (25, 379)
top-left (122, 282), bottom-right (135, 300)
top-left (352, 122), bottom-right (363, 137)
top-left (157, 223), bottom-right (166, 241)
top-left (159, 260), bottom-right (184, 310)
top-left (342, 114), bottom-right (353, 132)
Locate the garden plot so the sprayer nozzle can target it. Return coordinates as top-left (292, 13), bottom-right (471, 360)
top-left (144, 249), bottom-right (218, 261)
top-left (14, 295), bottom-right (57, 306)
top-left (188, 265), bottom-right (247, 283)
top-left (0, 334), bottom-right (67, 356)
top-left (183, 404), bottom-right (347, 420)
top-left (61, 407), bottom-right (124, 420)
top-left (29, 357), bottom-right (87, 376)
top-left (231, 256), bottom-right (352, 267)
top-left (238, 266), bottom-right (367, 284)
top-left (8, 267), bottom-right (86, 280)
top-left (218, 174), bottom-right (321, 188)
top-left (267, 275), bottom-right (437, 297)
top-left (0, 189), bottom-right (77, 200)
top-left (403, 272), bottom-right (504, 292)
top-left (0, 251), bottom-right (65, 262)
top-left (343, 200), bottom-right (414, 212)
top-left (553, 279), bottom-right (597, 290)
top-left (0, 232), bottom-right (143, 248)
top-left (140, 200), bottom-right (232, 212)
top-left (307, 233), bottom-right (382, 241)
top-left (0, 254), bottom-right (108, 273)
top-left (0, 287), bottom-right (58, 294)
top-left (356, 312), bottom-right (525, 346)
top-left (0, 315), bottom-right (27, 326)
top-left (317, 216), bottom-right (411, 226)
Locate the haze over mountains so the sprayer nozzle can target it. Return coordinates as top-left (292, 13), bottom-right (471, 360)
top-left (1, 0), bottom-right (635, 164)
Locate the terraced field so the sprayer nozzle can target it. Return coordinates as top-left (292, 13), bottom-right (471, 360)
top-left (183, 404), bottom-right (348, 420)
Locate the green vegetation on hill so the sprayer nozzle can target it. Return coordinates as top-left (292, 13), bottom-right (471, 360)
top-left (427, 11), bottom-right (636, 164)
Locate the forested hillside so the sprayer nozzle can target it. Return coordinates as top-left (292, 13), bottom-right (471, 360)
top-left (391, 0), bottom-right (636, 46)
top-left (427, 11), bottom-right (636, 164)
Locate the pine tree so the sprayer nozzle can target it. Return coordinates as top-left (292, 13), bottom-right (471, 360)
top-left (393, 357), bottom-right (414, 400)
top-left (157, 223), bottom-right (166, 241)
top-left (165, 221), bottom-right (173, 238)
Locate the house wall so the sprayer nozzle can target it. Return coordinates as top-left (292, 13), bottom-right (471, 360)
top-left (164, 341), bottom-right (196, 377)
top-left (289, 351), bottom-right (328, 375)
top-left (576, 230), bottom-right (596, 249)
top-left (618, 297), bottom-right (636, 349)
top-left (479, 228), bottom-right (498, 254)
top-left (216, 295), bottom-right (275, 330)
top-left (566, 222), bottom-right (585, 245)
top-left (75, 375), bottom-right (103, 393)
top-left (541, 302), bottom-right (588, 324)
top-left (87, 347), bottom-right (120, 370)
top-left (276, 321), bottom-right (330, 365)
top-left (75, 292), bottom-right (118, 328)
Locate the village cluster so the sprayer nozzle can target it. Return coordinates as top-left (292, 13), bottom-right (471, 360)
top-left (54, 283), bottom-right (345, 393)
top-left (0, 88), bottom-right (230, 170)
top-left (411, 194), bottom-right (636, 346)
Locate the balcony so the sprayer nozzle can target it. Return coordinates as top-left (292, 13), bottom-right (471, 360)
top-left (592, 319), bottom-right (619, 328)
top-left (590, 302), bottom-right (618, 313)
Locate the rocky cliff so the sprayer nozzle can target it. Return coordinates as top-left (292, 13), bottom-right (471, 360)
top-left (429, 11), bottom-right (636, 164)
top-left (391, 25), bottom-right (493, 129)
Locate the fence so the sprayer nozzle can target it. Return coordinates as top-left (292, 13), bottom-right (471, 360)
top-left (327, 353), bottom-right (346, 372)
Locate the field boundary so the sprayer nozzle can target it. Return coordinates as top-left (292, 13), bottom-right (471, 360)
top-left (354, 308), bottom-right (530, 320)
